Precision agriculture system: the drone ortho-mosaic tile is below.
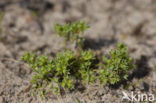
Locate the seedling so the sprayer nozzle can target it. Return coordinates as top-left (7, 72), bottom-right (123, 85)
top-left (55, 21), bottom-right (89, 49)
top-left (99, 43), bottom-right (136, 85)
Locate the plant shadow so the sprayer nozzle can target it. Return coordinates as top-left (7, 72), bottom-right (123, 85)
top-left (83, 37), bottom-right (117, 50)
top-left (129, 55), bottom-right (150, 79)
top-left (20, 0), bottom-right (54, 14)
top-left (73, 82), bottom-right (86, 93)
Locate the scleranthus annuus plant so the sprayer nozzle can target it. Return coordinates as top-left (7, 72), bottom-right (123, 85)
top-left (22, 50), bottom-right (96, 95)
top-left (22, 21), bottom-right (136, 98)
top-left (55, 21), bottom-right (89, 49)
top-left (99, 43), bottom-right (136, 85)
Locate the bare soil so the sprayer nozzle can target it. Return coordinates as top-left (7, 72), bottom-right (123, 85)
top-left (0, 0), bottom-right (156, 103)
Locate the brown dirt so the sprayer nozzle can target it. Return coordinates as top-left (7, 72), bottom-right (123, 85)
top-left (0, 0), bottom-right (156, 103)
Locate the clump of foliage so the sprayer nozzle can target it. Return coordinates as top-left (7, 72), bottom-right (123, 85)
top-left (76, 50), bottom-right (96, 84)
top-left (54, 21), bottom-right (89, 48)
top-left (99, 43), bottom-right (136, 85)
top-left (22, 21), bottom-right (136, 98)
top-left (22, 43), bottom-right (135, 97)
top-left (22, 50), bottom-right (96, 95)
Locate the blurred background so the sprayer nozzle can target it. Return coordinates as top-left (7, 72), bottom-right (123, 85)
top-left (0, 0), bottom-right (155, 103)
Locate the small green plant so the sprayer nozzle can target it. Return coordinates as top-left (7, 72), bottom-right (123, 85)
top-left (77, 50), bottom-right (96, 84)
top-left (22, 50), bottom-right (96, 95)
top-left (55, 21), bottom-right (89, 48)
top-left (99, 43), bottom-right (135, 85)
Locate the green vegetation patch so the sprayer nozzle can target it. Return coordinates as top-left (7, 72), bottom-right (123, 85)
top-left (99, 43), bottom-right (136, 85)
top-left (55, 21), bottom-right (89, 48)
top-left (22, 21), bottom-right (136, 97)
top-left (22, 50), bottom-right (96, 95)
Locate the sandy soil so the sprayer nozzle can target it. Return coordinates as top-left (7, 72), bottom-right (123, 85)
top-left (0, 0), bottom-right (156, 103)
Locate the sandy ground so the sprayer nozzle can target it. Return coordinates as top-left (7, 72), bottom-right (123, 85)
top-left (0, 0), bottom-right (156, 103)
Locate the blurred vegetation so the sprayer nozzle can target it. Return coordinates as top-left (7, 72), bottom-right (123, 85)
top-left (0, 11), bottom-right (3, 40)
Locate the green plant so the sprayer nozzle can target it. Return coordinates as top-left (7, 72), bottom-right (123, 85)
top-left (54, 21), bottom-right (89, 48)
top-left (22, 50), bottom-right (96, 95)
top-left (99, 43), bottom-right (135, 85)
top-left (22, 21), bottom-right (136, 98)
top-left (21, 43), bottom-right (136, 96)
top-left (77, 50), bottom-right (96, 84)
